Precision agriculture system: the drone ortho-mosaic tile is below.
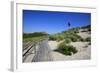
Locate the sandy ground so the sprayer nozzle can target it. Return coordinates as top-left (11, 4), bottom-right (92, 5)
top-left (49, 41), bottom-right (91, 61)
top-left (24, 40), bottom-right (91, 62)
top-left (24, 41), bottom-right (91, 62)
top-left (78, 32), bottom-right (90, 39)
top-left (48, 29), bottom-right (91, 61)
top-left (48, 40), bottom-right (64, 50)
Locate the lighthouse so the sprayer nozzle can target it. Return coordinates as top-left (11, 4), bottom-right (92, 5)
top-left (68, 21), bottom-right (71, 29)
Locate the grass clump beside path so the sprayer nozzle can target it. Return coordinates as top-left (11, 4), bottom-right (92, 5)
top-left (54, 42), bottom-right (78, 56)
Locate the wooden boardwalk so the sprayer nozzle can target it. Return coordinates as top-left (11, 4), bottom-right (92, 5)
top-left (23, 39), bottom-right (53, 62)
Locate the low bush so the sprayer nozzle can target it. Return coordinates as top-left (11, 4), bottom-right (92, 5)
top-left (54, 42), bottom-right (78, 56)
top-left (49, 34), bottom-right (65, 41)
top-left (85, 37), bottom-right (91, 42)
top-left (79, 38), bottom-right (85, 42)
top-left (64, 32), bottom-right (82, 42)
top-left (56, 35), bottom-right (64, 41)
top-left (70, 36), bottom-right (77, 42)
top-left (65, 38), bottom-right (71, 44)
top-left (71, 28), bottom-right (80, 33)
top-left (49, 35), bottom-right (57, 41)
top-left (57, 42), bottom-right (67, 49)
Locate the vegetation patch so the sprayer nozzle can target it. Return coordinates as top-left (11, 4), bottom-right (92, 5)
top-left (63, 30), bottom-right (83, 42)
top-left (64, 38), bottom-right (71, 44)
top-left (23, 32), bottom-right (48, 38)
top-left (81, 25), bottom-right (91, 31)
top-left (49, 34), bottom-right (64, 41)
top-left (23, 32), bottom-right (49, 43)
top-left (85, 37), bottom-right (91, 42)
top-left (54, 42), bottom-right (78, 56)
top-left (49, 26), bottom-right (85, 43)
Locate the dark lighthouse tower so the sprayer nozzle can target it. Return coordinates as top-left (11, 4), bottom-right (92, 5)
top-left (67, 21), bottom-right (71, 29)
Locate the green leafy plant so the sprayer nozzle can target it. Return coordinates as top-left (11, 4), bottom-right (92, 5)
top-left (49, 35), bottom-right (57, 41)
top-left (54, 42), bottom-right (78, 56)
top-left (65, 38), bottom-right (71, 44)
top-left (85, 37), bottom-right (91, 42)
top-left (49, 34), bottom-right (65, 41)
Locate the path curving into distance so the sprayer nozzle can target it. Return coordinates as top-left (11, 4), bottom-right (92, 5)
top-left (32, 39), bottom-right (53, 62)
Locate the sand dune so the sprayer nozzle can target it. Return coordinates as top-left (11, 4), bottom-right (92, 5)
top-left (48, 28), bottom-right (91, 60)
top-left (50, 41), bottom-right (91, 61)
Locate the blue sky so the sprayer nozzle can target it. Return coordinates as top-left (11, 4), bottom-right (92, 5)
top-left (23, 10), bottom-right (91, 34)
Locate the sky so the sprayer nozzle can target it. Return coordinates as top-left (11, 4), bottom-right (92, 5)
top-left (23, 10), bottom-right (91, 34)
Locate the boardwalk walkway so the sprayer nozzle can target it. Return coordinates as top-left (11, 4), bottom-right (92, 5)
top-left (23, 39), bottom-right (53, 62)
top-left (32, 39), bottom-right (53, 62)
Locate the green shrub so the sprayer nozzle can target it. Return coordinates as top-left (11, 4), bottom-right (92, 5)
top-left (49, 34), bottom-right (64, 41)
top-left (54, 42), bottom-right (78, 56)
top-left (63, 50), bottom-right (72, 56)
top-left (67, 45), bottom-right (78, 54)
top-left (85, 37), bottom-right (91, 42)
top-left (57, 42), bottom-right (67, 49)
top-left (65, 38), bottom-right (71, 44)
top-left (56, 35), bottom-right (64, 41)
top-left (72, 28), bottom-right (80, 33)
top-left (49, 35), bottom-right (57, 40)
top-left (80, 38), bottom-right (85, 42)
top-left (64, 32), bottom-right (82, 42)
top-left (70, 36), bottom-right (77, 42)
